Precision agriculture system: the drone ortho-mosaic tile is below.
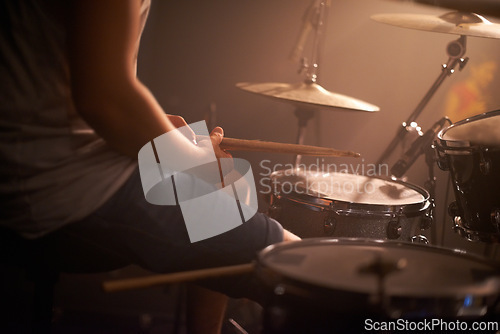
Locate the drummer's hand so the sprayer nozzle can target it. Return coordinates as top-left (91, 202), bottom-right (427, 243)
top-left (166, 114), bottom-right (189, 129)
top-left (166, 116), bottom-right (230, 167)
top-left (165, 114), bottom-right (197, 143)
top-left (211, 127), bottom-right (236, 187)
top-left (209, 127), bottom-right (232, 160)
top-left (283, 229), bottom-right (301, 242)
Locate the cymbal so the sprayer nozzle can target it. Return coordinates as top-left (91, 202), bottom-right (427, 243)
top-left (371, 11), bottom-right (500, 39)
top-left (413, 0), bottom-right (500, 19)
top-left (236, 81), bottom-right (379, 112)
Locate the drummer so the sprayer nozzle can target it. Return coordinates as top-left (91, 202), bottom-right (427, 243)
top-left (0, 0), bottom-right (299, 333)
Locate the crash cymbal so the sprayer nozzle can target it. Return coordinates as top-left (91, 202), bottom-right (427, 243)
top-left (236, 81), bottom-right (379, 112)
top-left (371, 11), bottom-right (500, 39)
top-left (413, 0), bottom-right (500, 19)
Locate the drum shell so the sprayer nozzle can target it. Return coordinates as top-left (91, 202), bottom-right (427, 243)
top-left (436, 110), bottom-right (500, 241)
top-left (257, 238), bottom-right (500, 333)
top-left (268, 173), bottom-right (430, 241)
top-left (269, 195), bottom-right (427, 241)
top-left (439, 147), bottom-right (500, 236)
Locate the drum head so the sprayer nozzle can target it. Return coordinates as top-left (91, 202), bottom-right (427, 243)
top-left (259, 239), bottom-right (500, 298)
top-left (271, 169), bottom-right (426, 206)
top-left (439, 109), bottom-right (500, 148)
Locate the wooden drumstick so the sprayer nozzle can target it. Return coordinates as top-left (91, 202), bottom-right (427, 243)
top-left (102, 263), bottom-right (255, 293)
top-left (220, 138), bottom-right (361, 158)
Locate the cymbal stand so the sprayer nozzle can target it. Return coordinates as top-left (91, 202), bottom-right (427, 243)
top-left (293, 108), bottom-right (315, 166)
top-left (376, 35), bottom-right (469, 166)
top-left (293, 0), bottom-right (331, 166)
top-left (358, 255), bottom-right (407, 316)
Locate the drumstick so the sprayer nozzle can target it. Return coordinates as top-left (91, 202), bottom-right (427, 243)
top-left (102, 263), bottom-right (254, 293)
top-left (220, 138), bottom-right (361, 158)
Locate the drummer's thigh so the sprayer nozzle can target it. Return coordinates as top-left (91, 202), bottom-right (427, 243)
top-left (42, 171), bottom-right (283, 275)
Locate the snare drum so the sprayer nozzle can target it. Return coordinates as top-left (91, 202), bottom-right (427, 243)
top-left (257, 238), bottom-right (500, 333)
top-left (268, 169), bottom-right (431, 241)
top-left (436, 110), bottom-right (500, 242)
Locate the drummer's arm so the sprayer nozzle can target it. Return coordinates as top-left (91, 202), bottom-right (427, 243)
top-left (67, 1), bottom-right (299, 243)
top-left (67, 0), bottom-right (228, 160)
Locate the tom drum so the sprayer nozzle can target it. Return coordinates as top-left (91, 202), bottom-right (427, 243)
top-left (268, 169), bottom-right (431, 242)
top-left (436, 110), bottom-right (500, 242)
top-left (257, 238), bottom-right (500, 333)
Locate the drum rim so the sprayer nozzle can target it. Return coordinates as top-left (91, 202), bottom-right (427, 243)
top-left (437, 109), bottom-right (500, 149)
top-left (269, 169), bottom-right (430, 215)
top-left (454, 216), bottom-right (500, 243)
top-left (258, 237), bottom-right (500, 298)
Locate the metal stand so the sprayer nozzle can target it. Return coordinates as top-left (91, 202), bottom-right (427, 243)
top-left (424, 145), bottom-right (437, 243)
top-left (292, 0), bottom-right (330, 167)
top-left (358, 255), bottom-right (407, 315)
top-left (293, 108), bottom-right (315, 166)
top-left (376, 35), bottom-right (469, 166)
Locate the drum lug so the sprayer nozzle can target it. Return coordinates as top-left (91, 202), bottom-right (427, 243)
top-left (448, 201), bottom-right (459, 218)
top-left (410, 235), bottom-right (429, 244)
top-left (453, 216), bottom-right (480, 242)
top-left (420, 215), bottom-right (432, 230)
top-left (479, 149), bottom-right (491, 175)
top-left (421, 210), bottom-right (433, 230)
top-left (323, 215), bottom-right (336, 236)
top-left (491, 208), bottom-right (500, 232)
top-left (268, 203), bottom-right (282, 220)
top-left (453, 216), bottom-right (465, 237)
top-left (387, 219), bottom-right (402, 239)
top-left (435, 144), bottom-right (449, 171)
top-left (452, 216), bottom-right (462, 234)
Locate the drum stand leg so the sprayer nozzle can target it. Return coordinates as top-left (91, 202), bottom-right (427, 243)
top-left (293, 108), bottom-right (315, 167)
top-left (376, 35), bottom-right (468, 166)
